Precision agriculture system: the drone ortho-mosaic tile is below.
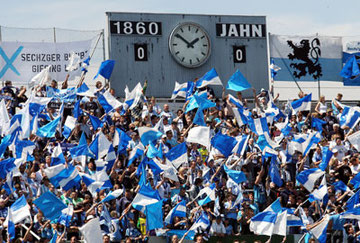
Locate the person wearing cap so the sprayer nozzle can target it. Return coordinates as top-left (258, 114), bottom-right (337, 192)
top-left (210, 215), bottom-right (226, 237)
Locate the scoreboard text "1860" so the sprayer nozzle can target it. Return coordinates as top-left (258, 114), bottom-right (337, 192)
top-left (110, 21), bottom-right (162, 36)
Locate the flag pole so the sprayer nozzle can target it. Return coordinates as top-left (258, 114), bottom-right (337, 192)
top-left (76, 31), bottom-right (103, 88)
top-left (317, 78), bottom-right (321, 100)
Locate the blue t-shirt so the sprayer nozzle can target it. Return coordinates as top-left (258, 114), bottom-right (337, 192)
top-left (330, 214), bottom-right (345, 230)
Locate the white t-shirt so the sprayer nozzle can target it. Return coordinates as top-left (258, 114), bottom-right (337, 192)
top-left (210, 221), bottom-right (226, 235)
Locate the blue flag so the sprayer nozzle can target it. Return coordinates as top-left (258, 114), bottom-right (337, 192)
top-left (94, 60), bottom-right (115, 79)
top-left (340, 55), bottom-right (360, 79)
top-left (226, 70), bottom-right (251, 92)
top-left (224, 165), bottom-right (247, 184)
top-left (269, 156), bottom-right (283, 187)
top-left (211, 132), bottom-right (237, 157)
top-left (89, 114), bottom-right (104, 130)
top-left (311, 117), bottom-right (327, 132)
top-left (346, 190), bottom-right (360, 209)
top-left (319, 146), bottom-right (333, 171)
top-left (146, 200), bottom-right (164, 231)
top-left (33, 192), bottom-right (67, 220)
top-left (36, 117), bottom-right (60, 138)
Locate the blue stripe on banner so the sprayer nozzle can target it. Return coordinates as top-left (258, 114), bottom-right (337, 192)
top-left (272, 57), bottom-right (342, 82)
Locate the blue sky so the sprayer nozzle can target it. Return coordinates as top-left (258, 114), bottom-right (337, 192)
top-left (0, 0), bottom-right (359, 36)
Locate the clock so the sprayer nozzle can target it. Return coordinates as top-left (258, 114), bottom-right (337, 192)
top-left (168, 22), bottom-right (211, 68)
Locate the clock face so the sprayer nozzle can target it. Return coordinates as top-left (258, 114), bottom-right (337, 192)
top-left (169, 22), bottom-right (211, 68)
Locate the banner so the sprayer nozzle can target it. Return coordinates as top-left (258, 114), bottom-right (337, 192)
top-left (269, 34), bottom-right (342, 82)
top-left (342, 37), bottom-right (360, 86)
top-left (0, 39), bottom-right (92, 84)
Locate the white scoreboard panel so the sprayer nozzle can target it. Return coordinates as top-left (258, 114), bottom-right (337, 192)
top-left (106, 12), bottom-right (268, 98)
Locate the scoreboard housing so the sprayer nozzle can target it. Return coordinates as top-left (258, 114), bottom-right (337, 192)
top-left (106, 12), bottom-right (269, 98)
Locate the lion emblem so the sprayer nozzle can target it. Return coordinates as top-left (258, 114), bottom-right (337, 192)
top-left (287, 38), bottom-right (322, 80)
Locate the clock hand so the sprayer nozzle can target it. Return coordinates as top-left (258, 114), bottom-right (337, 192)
top-left (188, 38), bottom-right (200, 48)
top-left (174, 34), bottom-right (192, 47)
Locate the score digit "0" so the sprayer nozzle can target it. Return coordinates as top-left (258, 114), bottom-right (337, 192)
top-left (134, 44), bottom-right (148, 61)
top-left (233, 46), bottom-right (246, 63)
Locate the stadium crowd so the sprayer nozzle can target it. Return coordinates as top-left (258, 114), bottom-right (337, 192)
top-left (0, 73), bottom-right (360, 243)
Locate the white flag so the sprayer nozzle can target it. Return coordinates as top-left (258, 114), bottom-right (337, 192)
top-left (186, 126), bottom-right (210, 149)
top-left (29, 66), bottom-right (52, 87)
top-left (66, 52), bottom-right (81, 72)
top-left (79, 217), bottom-right (103, 243)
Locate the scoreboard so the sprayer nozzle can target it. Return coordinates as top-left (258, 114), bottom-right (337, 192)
top-left (106, 12), bottom-right (269, 98)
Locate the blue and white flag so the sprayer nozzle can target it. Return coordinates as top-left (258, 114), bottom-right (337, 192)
top-left (98, 90), bottom-right (123, 113)
top-left (286, 209), bottom-right (304, 227)
top-left (224, 165), bottom-right (247, 184)
top-left (132, 184), bottom-right (161, 210)
top-left (196, 68), bottom-right (222, 88)
top-left (309, 176), bottom-right (328, 202)
top-left (347, 130), bottom-right (360, 152)
top-left (226, 70), bottom-right (251, 92)
top-left (340, 207), bottom-right (360, 220)
top-left (51, 144), bottom-right (66, 166)
top-left (296, 168), bottom-right (324, 192)
top-left (124, 83), bottom-right (143, 110)
top-left (211, 132), bottom-right (237, 157)
top-left (249, 211), bottom-right (278, 236)
top-left (340, 55), bottom-right (360, 79)
top-left (99, 203), bottom-right (111, 233)
top-left (165, 142), bottom-right (188, 169)
top-left (189, 212), bottom-right (211, 232)
top-left (310, 214), bottom-right (330, 243)
top-left (89, 131), bottom-right (112, 160)
top-left (232, 135), bottom-right (249, 156)
top-left (138, 126), bottom-right (163, 146)
top-left (0, 158), bottom-right (17, 179)
top-left (332, 180), bottom-right (351, 192)
top-left (58, 204), bottom-right (74, 227)
top-left (81, 56), bottom-right (90, 73)
top-left (339, 106), bottom-right (360, 130)
top-left (127, 143), bottom-right (145, 167)
top-left (290, 93), bottom-right (312, 113)
top-left (36, 116), bottom-right (60, 138)
top-left (270, 58), bottom-right (281, 79)
top-left (302, 132), bottom-right (321, 156)
top-left (196, 183), bottom-right (216, 206)
top-left (171, 82), bottom-right (188, 99)
top-left (113, 128), bottom-right (131, 155)
top-left (269, 35), bottom-right (342, 85)
top-left (94, 60), bottom-right (115, 79)
top-left (44, 164), bottom-right (81, 191)
top-left (248, 117), bottom-right (269, 135)
top-left (164, 200), bottom-right (187, 225)
top-left (81, 173), bottom-right (113, 197)
top-left (33, 191), bottom-right (67, 220)
top-left (232, 107), bottom-right (249, 126)
top-left (263, 198), bottom-right (283, 213)
top-left (101, 189), bottom-right (124, 203)
top-left (6, 208), bottom-right (15, 240)
top-left (63, 116), bottom-right (76, 139)
top-left (10, 195), bottom-right (31, 224)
